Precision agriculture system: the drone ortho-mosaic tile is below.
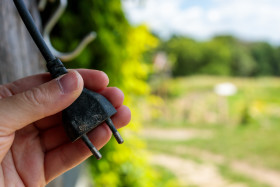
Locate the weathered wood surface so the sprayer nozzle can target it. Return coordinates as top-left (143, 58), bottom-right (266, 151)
top-left (0, 0), bottom-right (44, 84)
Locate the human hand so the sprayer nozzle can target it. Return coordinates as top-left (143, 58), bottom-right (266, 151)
top-left (0, 69), bottom-right (131, 186)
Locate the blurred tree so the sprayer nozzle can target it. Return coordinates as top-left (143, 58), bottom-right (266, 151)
top-left (212, 36), bottom-right (257, 76)
top-left (199, 37), bottom-right (232, 75)
top-left (160, 35), bottom-right (280, 77)
top-left (250, 42), bottom-right (280, 76)
top-left (161, 36), bottom-right (204, 76)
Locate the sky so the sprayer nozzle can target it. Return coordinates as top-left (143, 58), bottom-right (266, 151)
top-left (122, 0), bottom-right (280, 43)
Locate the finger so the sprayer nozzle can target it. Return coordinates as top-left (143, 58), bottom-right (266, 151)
top-left (35, 87), bottom-right (125, 131)
top-left (44, 124), bottom-right (111, 183)
top-left (0, 71), bottom-right (83, 135)
top-left (3, 69), bottom-right (108, 96)
top-left (76, 69), bottom-right (109, 91)
top-left (41, 105), bottom-right (131, 152)
top-left (98, 87), bottom-right (124, 108)
top-left (110, 105), bottom-right (131, 129)
top-left (34, 113), bottom-right (62, 131)
top-left (40, 125), bottom-right (68, 152)
top-left (1, 73), bottom-right (51, 97)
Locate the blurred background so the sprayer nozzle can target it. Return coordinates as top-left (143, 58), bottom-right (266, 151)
top-left (44, 0), bottom-right (280, 186)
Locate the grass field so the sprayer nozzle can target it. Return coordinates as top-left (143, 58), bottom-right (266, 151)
top-left (140, 76), bottom-right (280, 187)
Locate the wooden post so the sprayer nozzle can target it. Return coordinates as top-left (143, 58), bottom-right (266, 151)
top-left (0, 0), bottom-right (44, 84)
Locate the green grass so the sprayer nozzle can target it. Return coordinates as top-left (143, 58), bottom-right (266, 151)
top-left (218, 165), bottom-right (270, 187)
top-left (144, 135), bottom-right (271, 187)
top-left (152, 165), bottom-right (184, 187)
top-left (143, 124), bottom-right (280, 170)
top-left (185, 125), bottom-right (280, 170)
top-left (142, 76), bottom-right (280, 186)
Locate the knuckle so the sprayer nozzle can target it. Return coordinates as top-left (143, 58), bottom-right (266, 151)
top-left (23, 87), bottom-right (45, 106)
top-left (0, 85), bottom-right (14, 98)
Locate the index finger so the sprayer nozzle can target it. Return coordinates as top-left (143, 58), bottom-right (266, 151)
top-left (3, 69), bottom-right (109, 95)
top-left (76, 69), bottom-right (109, 91)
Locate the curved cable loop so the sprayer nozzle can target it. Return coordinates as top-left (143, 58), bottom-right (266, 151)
top-left (40, 0), bottom-right (96, 61)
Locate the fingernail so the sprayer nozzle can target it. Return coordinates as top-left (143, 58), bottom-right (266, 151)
top-left (57, 71), bottom-right (79, 94)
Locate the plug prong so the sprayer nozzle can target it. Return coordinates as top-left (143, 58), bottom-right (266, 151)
top-left (81, 134), bottom-right (102, 160)
top-left (105, 118), bottom-right (124, 144)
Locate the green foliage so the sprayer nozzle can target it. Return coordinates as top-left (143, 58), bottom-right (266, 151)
top-left (160, 35), bottom-right (280, 77)
top-left (160, 36), bottom-right (204, 76)
top-left (42, 0), bottom-right (180, 186)
top-left (199, 38), bottom-right (232, 75)
top-left (250, 42), bottom-right (280, 76)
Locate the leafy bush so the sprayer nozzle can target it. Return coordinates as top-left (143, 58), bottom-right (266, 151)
top-left (43, 0), bottom-right (180, 186)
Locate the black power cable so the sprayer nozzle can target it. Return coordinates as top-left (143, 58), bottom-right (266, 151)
top-left (14, 0), bottom-right (55, 62)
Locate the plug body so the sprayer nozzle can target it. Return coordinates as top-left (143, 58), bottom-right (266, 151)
top-left (62, 88), bottom-right (116, 141)
top-left (48, 58), bottom-right (124, 159)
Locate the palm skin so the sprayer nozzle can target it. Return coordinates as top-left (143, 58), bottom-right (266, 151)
top-left (0, 69), bottom-right (131, 186)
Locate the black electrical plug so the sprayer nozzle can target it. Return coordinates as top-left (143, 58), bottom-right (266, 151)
top-left (47, 59), bottom-right (124, 159)
top-left (14, 0), bottom-right (124, 160)
top-left (62, 88), bottom-right (123, 159)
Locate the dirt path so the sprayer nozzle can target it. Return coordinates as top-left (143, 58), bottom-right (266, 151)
top-left (142, 128), bottom-right (280, 187)
top-left (151, 154), bottom-right (246, 187)
top-left (231, 161), bottom-right (280, 187)
top-left (173, 146), bottom-right (280, 187)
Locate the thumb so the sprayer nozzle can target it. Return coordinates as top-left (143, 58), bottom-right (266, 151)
top-left (0, 70), bottom-right (83, 134)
